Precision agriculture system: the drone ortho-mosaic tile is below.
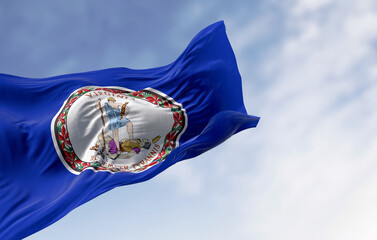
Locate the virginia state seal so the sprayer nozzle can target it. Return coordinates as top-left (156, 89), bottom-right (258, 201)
top-left (51, 86), bottom-right (187, 175)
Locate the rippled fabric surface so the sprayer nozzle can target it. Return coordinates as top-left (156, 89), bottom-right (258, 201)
top-left (0, 21), bottom-right (259, 239)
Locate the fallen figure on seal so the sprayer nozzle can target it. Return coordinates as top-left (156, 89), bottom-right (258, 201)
top-left (90, 133), bottom-right (160, 160)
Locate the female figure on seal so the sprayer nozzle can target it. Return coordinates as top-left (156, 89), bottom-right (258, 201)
top-left (96, 97), bottom-right (134, 154)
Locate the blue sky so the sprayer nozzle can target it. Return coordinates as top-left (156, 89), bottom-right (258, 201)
top-left (1, 0), bottom-right (377, 239)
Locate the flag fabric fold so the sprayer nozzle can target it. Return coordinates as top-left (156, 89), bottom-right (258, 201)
top-left (0, 21), bottom-right (259, 239)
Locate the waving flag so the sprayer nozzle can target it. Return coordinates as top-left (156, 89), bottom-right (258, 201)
top-left (0, 21), bottom-right (259, 239)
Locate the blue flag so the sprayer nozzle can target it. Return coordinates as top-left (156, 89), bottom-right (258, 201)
top-left (0, 21), bottom-right (259, 239)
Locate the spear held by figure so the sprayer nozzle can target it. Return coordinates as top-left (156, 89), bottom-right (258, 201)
top-left (97, 99), bottom-right (106, 156)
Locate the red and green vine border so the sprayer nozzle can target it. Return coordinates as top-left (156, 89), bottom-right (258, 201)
top-left (53, 87), bottom-right (187, 174)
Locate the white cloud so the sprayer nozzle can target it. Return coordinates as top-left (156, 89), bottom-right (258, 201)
top-left (160, 159), bottom-right (203, 196)
top-left (230, 15), bottom-right (274, 53)
top-left (291, 0), bottom-right (333, 15)
top-left (226, 0), bottom-right (377, 239)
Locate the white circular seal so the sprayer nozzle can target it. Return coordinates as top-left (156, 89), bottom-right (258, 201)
top-left (51, 86), bottom-right (187, 175)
